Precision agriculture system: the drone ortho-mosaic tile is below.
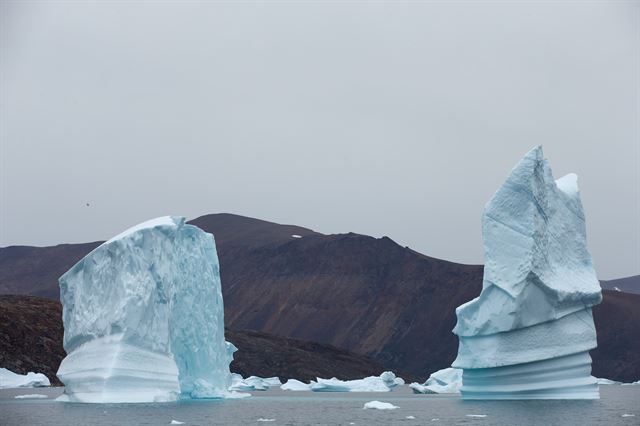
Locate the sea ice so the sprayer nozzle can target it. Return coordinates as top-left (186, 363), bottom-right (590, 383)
top-left (410, 368), bottom-right (462, 394)
top-left (280, 379), bottom-right (312, 391)
top-left (310, 372), bottom-right (404, 392)
top-left (56, 216), bottom-right (236, 403)
top-left (229, 374), bottom-right (281, 391)
top-left (170, 421), bottom-right (185, 425)
top-left (363, 401), bottom-right (399, 410)
top-left (0, 368), bottom-right (50, 388)
top-left (14, 394), bottom-right (48, 399)
top-left (452, 146), bottom-right (602, 400)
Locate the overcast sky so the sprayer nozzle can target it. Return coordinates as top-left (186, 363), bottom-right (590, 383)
top-left (1, 1), bottom-right (638, 279)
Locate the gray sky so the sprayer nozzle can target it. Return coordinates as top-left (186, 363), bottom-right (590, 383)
top-left (1, 1), bottom-right (638, 279)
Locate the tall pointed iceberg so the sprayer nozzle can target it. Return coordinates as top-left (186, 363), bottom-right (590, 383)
top-left (56, 216), bottom-right (235, 403)
top-left (452, 146), bottom-right (602, 400)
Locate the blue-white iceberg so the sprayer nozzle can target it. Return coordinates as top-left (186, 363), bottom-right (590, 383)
top-left (452, 146), bottom-right (602, 400)
top-left (56, 216), bottom-right (238, 403)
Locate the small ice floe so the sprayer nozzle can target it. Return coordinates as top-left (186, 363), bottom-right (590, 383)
top-left (170, 421), bottom-right (185, 425)
top-left (291, 235), bottom-right (302, 238)
top-left (614, 287), bottom-right (622, 292)
top-left (621, 414), bottom-right (636, 417)
top-left (406, 415), bottom-right (415, 419)
top-left (410, 368), bottom-right (462, 394)
top-left (280, 379), bottom-right (312, 391)
top-left (466, 414), bottom-right (487, 418)
top-left (363, 401), bottom-right (399, 410)
top-left (14, 394), bottom-right (48, 399)
top-left (257, 419), bottom-right (275, 422)
top-left (431, 419), bottom-right (440, 422)
top-left (229, 374), bottom-right (281, 391)
top-left (0, 368), bottom-right (50, 388)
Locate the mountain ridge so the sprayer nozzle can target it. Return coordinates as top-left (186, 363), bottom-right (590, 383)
top-left (0, 213), bottom-right (638, 382)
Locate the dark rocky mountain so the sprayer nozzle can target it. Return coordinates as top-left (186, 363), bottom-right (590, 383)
top-left (0, 295), bottom-right (389, 386)
top-left (1, 213), bottom-right (638, 382)
top-left (600, 275), bottom-right (640, 295)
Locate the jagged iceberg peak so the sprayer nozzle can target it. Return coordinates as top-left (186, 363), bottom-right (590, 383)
top-left (452, 147), bottom-right (602, 400)
top-left (454, 146), bottom-right (601, 338)
top-left (57, 216), bottom-right (236, 403)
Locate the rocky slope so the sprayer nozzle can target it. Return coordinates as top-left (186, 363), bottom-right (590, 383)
top-left (0, 295), bottom-right (389, 385)
top-left (1, 213), bottom-right (638, 381)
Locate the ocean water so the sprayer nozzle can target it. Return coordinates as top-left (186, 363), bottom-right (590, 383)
top-left (1, 385), bottom-right (638, 425)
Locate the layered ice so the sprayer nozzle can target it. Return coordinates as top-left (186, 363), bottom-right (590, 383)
top-left (452, 146), bottom-right (602, 400)
top-left (0, 368), bottom-right (50, 388)
top-left (56, 216), bottom-right (235, 403)
top-left (410, 368), bottom-right (462, 394)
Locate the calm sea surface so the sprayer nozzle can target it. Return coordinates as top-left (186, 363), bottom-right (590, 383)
top-left (1, 385), bottom-right (638, 425)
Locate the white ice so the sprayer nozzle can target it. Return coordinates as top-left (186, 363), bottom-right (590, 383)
top-left (14, 394), bottom-right (48, 399)
top-left (56, 216), bottom-right (237, 403)
top-left (280, 379), bottom-right (312, 391)
top-left (310, 371), bottom-right (404, 392)
top-left (229, 374), bottom-right (281, 391)
top-left (279, 372), bottom-right (403, 392)
top-left (363, 401), bottom-right (399, 410)
top-left (452, 146), bottom-right (602, 400)
top-left (410, 368), bottom-right (462, 394)
top-left (0, 368), bottom-right (50, 388)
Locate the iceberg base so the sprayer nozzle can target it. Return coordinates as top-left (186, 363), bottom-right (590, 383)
top-left (460, 351), bottom-right (599, 400)
top-left (57, 335), bottom-right (180, 403)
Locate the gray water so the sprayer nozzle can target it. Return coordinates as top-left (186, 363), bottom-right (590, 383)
top-left (1, 386), bottom-right (638, 425)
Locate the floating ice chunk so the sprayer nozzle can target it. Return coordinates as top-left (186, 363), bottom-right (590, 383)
top-left (56, 216), bottom-right (236, 403)
top-left (229, 374), bottom-right (278, 391)
top-left (363, 401), bottom-right (399, 410)
top-left (0, 368), bottom-right (50, 388)
top-left (14, 394), bottom-right (48, 399)
top-left (614, 287), bottom-right (622, 292)
top-left (406, 415), bottom-right (416, 419)
top-left (452, 147), bottom-right (602, 400)
top-left (410, 368), bottom-right (462, 394)
top-left (291, 235), bottom-right (302, 238)
top-left (466, 414), bottom-right (487, 418)
top-left (256, 419), bottom-right (275, 422)
top-left (310, 372), bottom-right (403, 392)
top-left (621, 414), bottom-right (636, 417)
top-left (280, 379), bottom-right (312, 391)
top-left (170, 421), bottom-right (185, 425)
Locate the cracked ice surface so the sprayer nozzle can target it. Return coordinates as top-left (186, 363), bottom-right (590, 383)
top-left (452, 146), bottom-right (602, 400)
top-left (56, 216), bottom-right (235, 403)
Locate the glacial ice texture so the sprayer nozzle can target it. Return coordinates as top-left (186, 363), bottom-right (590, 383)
top-left (452, 146), bottom-right (602, 400)
top-left (0, 368), bottom-right (50, 389)
top-left (56, 216), bottom-right (234, 403)
top-left (279, 372), bottom-right (403, 392)
top-left (410, 368), bottom-right (462, 394)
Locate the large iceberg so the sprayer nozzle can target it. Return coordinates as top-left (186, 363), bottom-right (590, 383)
top-left (0, 368), bottom-right (50, 388)
top-left (56, 216), bottom-right (236, 403)
top-left (452, 146), bottom-right (602, 400)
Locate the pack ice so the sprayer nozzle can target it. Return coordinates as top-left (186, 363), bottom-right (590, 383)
top-left (56, 216), bottom-right (236, 403)
top-left (452, 146), bottom-right (602, 400)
